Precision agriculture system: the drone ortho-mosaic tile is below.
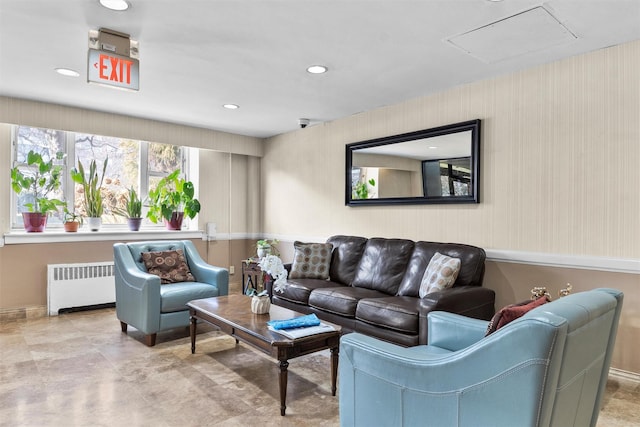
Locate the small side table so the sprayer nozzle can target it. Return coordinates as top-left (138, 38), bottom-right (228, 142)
top-left (242, 258), bottom-right (272, 296)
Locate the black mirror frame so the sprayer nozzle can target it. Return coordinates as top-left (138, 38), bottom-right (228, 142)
top-left (345, 119), bottom-right (481, 206)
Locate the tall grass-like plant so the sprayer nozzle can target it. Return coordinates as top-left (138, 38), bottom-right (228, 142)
top-left (114, 187), bottom-right (142, 219)
top-left (70, 158), bottom-right (108, 218)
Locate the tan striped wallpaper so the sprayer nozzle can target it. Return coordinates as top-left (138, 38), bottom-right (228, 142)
top-left (263, 39), bottom-right (640, 261)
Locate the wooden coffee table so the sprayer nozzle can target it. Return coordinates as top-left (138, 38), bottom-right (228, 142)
top-left (187, 295), bottom-right (341, 416)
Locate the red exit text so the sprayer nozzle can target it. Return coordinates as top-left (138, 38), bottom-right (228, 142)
top-left (96, 54), bottom-right (133, 84)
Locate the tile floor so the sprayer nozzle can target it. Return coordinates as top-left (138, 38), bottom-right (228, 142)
top-left (1, 305), bottom-right (639, 426)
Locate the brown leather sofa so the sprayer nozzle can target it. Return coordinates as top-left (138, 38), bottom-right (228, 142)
top-left (272, 235), bottom-right (495, 346)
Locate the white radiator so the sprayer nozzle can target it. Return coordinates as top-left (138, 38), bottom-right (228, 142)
top-left (47, 262), bottom-right (116, 315)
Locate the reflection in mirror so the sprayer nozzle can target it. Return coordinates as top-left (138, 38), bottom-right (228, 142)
top-left (346, 120), bottom-right (480, 205)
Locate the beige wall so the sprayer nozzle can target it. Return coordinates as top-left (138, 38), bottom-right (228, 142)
top-left (0, 97), bottom-right (263, 156)
top-left (262, 40), bottom-right (640, 374)
top-left (263, 40), bottom-right (640, 259)
top-left (0, 98), bottom-right (263, 314)
top-left (0, 40), bottom-right (638, 374)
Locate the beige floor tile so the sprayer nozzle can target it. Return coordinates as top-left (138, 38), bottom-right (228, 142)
top-left (0, 307), bottom-right (638, 426)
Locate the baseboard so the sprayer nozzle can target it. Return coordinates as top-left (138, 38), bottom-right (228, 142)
top-left (609, 368), bottom-right (640, 384)
top-left (0, 305), bottom-right (47, 322)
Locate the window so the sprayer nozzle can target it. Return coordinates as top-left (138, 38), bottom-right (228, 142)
top-left (11, 125), bottom-right (189, 230)
top-left (11, 126), bottom-right (67, 227)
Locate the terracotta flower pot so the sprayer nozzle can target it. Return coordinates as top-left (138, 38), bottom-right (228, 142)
top-left (22, 212), bottom-right (47, 232)
top-left (63, 221), bottom-right (80, 232)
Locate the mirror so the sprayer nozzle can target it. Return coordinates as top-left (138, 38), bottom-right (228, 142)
top-left (346, 119), bottom-right (480, 206)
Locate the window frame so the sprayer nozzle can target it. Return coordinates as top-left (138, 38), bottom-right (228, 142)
top-left (10, 124), bottom-right (195, 232)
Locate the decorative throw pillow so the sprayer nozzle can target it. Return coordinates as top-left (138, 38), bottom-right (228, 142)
top-left (485, 295), bottom-right (549, 336)
top-left (289, 241), bottom-right (332, 280)
top-left (141, 249), bottom-right (195, 284)
top-left (419, 252), bottom-right (461, 298)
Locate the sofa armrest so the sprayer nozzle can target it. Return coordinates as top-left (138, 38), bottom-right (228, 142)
top-left (427, 311), bottom-right (489, 351)
top-left (183, 241), bottom-right (229, 296)
top-left (114, 243), bottom-right (163, 334)
top-left (422, 286), bottom-right (495, 315)
top-left (114, 244), bottom-right (161, 291)
top-left (417, 286), bottom-right (495, 344)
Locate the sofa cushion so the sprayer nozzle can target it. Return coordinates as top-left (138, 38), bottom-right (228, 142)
top-left (397, 242), bottom-right (486, 297)
top-left (356, 296), bottom-right (420, 334)
top-left (275, 278), bottom-right (340, 305)
top-left (327, 235), bottom-right (368, 285)
top-left (289, 241), bottom-right (332, 280)
top-left (309, 287), bottom-right (388, 317)
top-left (419, 252), bottom-right (461, 298)
top-left (351, 238), bottom-right (415, 294)
top-left (159, 282), bottom-right (219, 313)
top-left (142, 249), bottom-right (195, 284)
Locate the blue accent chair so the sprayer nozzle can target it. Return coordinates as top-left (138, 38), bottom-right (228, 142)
top-left (114, 240), bottom-right (228, 346)
top-left (339, 288), bottom-right (623, 427)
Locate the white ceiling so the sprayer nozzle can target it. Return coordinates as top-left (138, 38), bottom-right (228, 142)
top-left (0, 0), bottom-right (639, 139)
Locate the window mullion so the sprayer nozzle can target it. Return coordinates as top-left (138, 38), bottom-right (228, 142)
top-left (140, 141), bottom-right (149, 218)
top-left (65, 132), bottom-right (76, 213)
top-left (10, 126), bottom-right (18, 228)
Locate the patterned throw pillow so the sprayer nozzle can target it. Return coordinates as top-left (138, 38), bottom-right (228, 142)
top-left (141, 249), bottom-right (195, 284)
top-left (419, 252), bottom-right (461, 298)
top-left (485, 296), bottom-right (549, 336)
top-left (289, 241), bottom-right (332, 280)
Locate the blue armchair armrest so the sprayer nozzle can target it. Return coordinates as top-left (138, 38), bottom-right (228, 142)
top-left (182, 240), bottom-right (229, 295)
top-left (427, 311), bottom-right (489, 351)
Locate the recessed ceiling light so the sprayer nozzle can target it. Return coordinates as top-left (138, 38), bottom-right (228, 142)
top-left (223, 104), bottom-right (239, 110)
top-left (55, 68), bottom-right (80, 77)
top-left (99, 0), bottom-right (130, 11)
top-left (307, 65), bottom-right (328, 74)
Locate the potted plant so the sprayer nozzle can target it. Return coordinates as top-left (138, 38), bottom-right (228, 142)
top-left (62, 207), bottom-right (83, 232)
top-left (70, 158), bottom-right (108, 231)
top-left (113, 187), bottom-right (143, 231)
top-left (258, 254), bottom-right (288, 293)
top-left (256, 238), bottom-right (279, 258)
top-left (147, 169), bottom-right (201, 230)
top-left (10, 150), bottom-right (65, 232)
top-left (353, 178), bottom-right (376, 200)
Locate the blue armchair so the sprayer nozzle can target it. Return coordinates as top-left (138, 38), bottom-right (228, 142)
top-left (114, 240), bottom-right (228, 346)
top-left (339, 288), bottom-right (623, 427)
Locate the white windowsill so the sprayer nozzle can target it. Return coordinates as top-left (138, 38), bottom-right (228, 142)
top-left (2, 229), bottom-right (204, 245)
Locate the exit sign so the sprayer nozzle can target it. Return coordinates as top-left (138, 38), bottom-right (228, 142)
top-left (87, 49), bottom-right (139, 91)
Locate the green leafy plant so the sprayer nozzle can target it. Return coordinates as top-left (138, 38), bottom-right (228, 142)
top-left (10, 150), bottom-right (65, 214)
top-left (146, 169), bottom-right (201, 223)
top-left (70, 158), bottom-right (108, 218)
top-left (353, 178), bottom-right (376, 200)
top-left (257, 238), bottom-right (279, 249)
top-left (113, 187), bottom-right (142, 219)
top-left (255, 238), bottom-right (280, 256)
top-left (63, 206), bottom-right (83, 224)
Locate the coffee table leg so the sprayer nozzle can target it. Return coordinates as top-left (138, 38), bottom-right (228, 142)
top-left (190, 315), bottom-right (197, 354)
top-left (331, 346), bottom-right (339, 396)
top-left (279, 360), bottom-right (289, 416)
